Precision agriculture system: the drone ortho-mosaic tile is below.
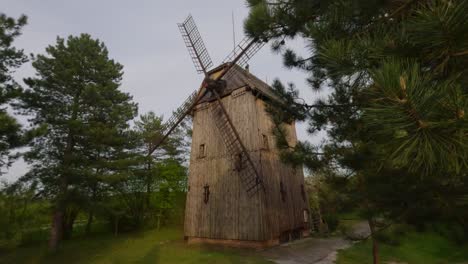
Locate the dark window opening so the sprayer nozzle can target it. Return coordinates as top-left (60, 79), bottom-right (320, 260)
top-left (203, 184), bottom-right (210, 204)
top-left (280, 181), bottom-right (286, 202)
top-left (303, 209), bottom-right (309, 223)
top-left (301, 184), bottom-right (306, 202)
top-left (199, 144), bottom-right (206, 158)
top-left (262, 134), bottom-right (269, 150)
top-left (234, 152), bottom-right (244, 171)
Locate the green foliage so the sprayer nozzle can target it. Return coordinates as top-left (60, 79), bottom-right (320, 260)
top-left (337, 228), bottom-right (468, 264)
top-left (0, 182), bottom-right (49, 249)
top-left (0, 10), bottom-right (192, 251)
top-left (365, 60), bottom-right (467, 176)
top-left (0, 13), bottom-right (28, 173)
top-left (246, 1), bottom-right (468, 261)
top-left (245, 0), bottom-right (468, 214)
top-left (98, 112), bottom-right (188, 232)
top-left (0, 227), bottom-right (272, 264)
top-left (20, 33), bottom-right (138, 247)
top-left (245, 0), bottom-right (468, 174)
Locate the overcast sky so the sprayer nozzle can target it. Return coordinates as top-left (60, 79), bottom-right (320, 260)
top-left (2, 0), bottom-right (326, 181)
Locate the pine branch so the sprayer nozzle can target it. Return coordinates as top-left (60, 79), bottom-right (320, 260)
top-left (453, 50), bottom-right (468, 57)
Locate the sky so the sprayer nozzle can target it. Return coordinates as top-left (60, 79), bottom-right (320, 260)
top-left (2, 0), bottom-right (326, 181)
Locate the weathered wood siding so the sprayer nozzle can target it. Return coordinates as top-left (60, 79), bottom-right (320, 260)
top-left (184, 87), bottom-right (309, 242)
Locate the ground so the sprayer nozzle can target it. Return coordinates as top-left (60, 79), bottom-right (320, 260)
top-left (259, 237), bottom-right (350, 264)
top-left (0, 227), bottom-right (271, 264)
top-left (2, 222), bottom-right (468, 264)
top-left (336, 230), bottom-right (468, 264)
top-left (258, 221), bottom-right (370, 264)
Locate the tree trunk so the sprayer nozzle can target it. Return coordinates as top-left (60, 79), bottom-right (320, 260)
top-left (114, 217), bottom-right (119, 236)
top-left (48, 88), bottom-right (80, 251)
top-left (86, 184), bottom-right (97, 235)
top-left (146, 156), bottom-right (152, 221)
top-left (157, 210), bottom-right (161, 230)
top-left (49, 210), bottom-right (63, 251)
top-left (49, 174), bottom-right (68, 251)
top-left (62, 209), bottom-right (78, 240)
top-left (85, 211), bottom-right (94, 235)
top-left (368, 218), bottom-right (379, 264)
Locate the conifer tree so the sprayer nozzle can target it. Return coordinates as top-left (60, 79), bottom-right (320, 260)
top-left (21, 34), bottom-right (137, 251)
top-left (108, 111), bottom-right (188, 228)
top-left (245, 1), bottom-right (468, 262)
top-left (0, 13), bottom-right (27, 173)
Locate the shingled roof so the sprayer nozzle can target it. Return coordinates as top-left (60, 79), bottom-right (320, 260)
top-left (197, 63), bottom-right (281, 104)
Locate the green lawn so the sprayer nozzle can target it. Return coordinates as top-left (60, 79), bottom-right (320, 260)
top-left (0, 227), bottom-right (272, 264)
top-left (337, 230), bottom-right (468, 264)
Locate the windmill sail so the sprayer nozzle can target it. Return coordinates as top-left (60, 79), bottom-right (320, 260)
top-left (178, 15), bottom-right (213, 75)
top-left (148, 89), bottom-right (198, 154)
top-left (221, 37), bottom-right (266, 80)
top-left (210, 90), bottom-right (265, 196)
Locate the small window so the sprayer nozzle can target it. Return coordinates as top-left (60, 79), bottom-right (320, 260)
top-left (303, 209), bottom-right (309, 223)
top-left (234, 153), bottom-right (244, 171)
top-left (280, 181), bottom-right (286, 202)
top-left (203, 184), bottom-right (210, 204)
top-left (262, 134), bottom-right (269, 150)
top-left (301, 184), bottom-right (306, 202)
top-left (199, 144), bottom-right (206, 158)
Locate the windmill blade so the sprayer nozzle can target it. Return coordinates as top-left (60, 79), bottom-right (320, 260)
top-left (220, 36), bottom-right (266, 81)
top-left (148, 89), bottom-right (199, 155)
top-left (178, 15), bottom-right (213, 75)
top-left (210, 89), bottom-right (265, 196)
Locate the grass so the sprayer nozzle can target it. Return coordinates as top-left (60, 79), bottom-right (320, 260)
top-left (0, 227), bottom-right (272, 264)
top-left (336, 229), bottom-right (468, 264)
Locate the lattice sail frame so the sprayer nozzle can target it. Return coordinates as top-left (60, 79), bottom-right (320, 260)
top-left (222, 36), bottom-right (266, 80)
top-left (149, 16), bottom-right (267, 159)
top-left (178, 15), bottom-right (213, 75)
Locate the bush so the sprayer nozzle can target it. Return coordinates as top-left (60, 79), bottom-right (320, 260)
top-left (324, 213), bottom-right (339, 232)
top-left (430, 222), bottom-right (467, 245)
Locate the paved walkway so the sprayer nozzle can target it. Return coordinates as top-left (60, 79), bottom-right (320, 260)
top-left (259, 221), bottom-right (371, 264)
top-left (259, 237), bottom-right (351, 264)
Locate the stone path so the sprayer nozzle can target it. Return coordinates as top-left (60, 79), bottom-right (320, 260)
top-left (258, 221), bottom-right (371, 264)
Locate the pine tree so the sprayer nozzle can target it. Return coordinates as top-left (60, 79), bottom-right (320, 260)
top-left (0, 13), bottom-right (28, 174)
top-left (21, 34), bottom-right (137, 250)
top-left (108, 111), bottom-right (188, 228)
top-left (245, 1), bottom-right (468, 262)
top-left (246, 0), bottom-right (467, 175)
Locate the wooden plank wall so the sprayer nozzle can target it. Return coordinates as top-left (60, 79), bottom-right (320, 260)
top-left (255, 98), bottom-right (309, 239)
top-left (184, 88), bottom-right (309, 242)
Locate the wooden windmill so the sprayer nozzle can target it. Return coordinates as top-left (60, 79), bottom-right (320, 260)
top-left (150, 15), bottom-right (310, 248)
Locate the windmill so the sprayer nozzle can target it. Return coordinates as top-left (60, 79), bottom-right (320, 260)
top-left (150, 15), bottom-right (310, 248)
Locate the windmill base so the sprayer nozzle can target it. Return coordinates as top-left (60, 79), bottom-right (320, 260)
top-left (186, 228), bottom-right (311, 249)
top-left (186, 237), bottom-right (280, 249)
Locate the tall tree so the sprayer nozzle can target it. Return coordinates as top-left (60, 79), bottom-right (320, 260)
top-left (106, 111), bottom-right (188, 229)
top-left (245, 1), bottom-right (468, 263)
top-left (21, 34), bottom-right (137, 251)
top-left (0, 13), bottom-right (27, 174)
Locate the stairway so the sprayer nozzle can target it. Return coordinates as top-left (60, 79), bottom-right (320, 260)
top-left (211, 100), bottom-right (264, 197)
top-left (311, 210), bottom-right (323, 233)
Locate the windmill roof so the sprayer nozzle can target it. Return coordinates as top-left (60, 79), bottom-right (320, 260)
top-left (197, 63), bottom-right (282, 104)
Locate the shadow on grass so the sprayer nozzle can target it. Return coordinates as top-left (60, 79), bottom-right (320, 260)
top-left (0, 227), bottom-right (271, 264)
top-left (136, 244), bottom-right (161, 264)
